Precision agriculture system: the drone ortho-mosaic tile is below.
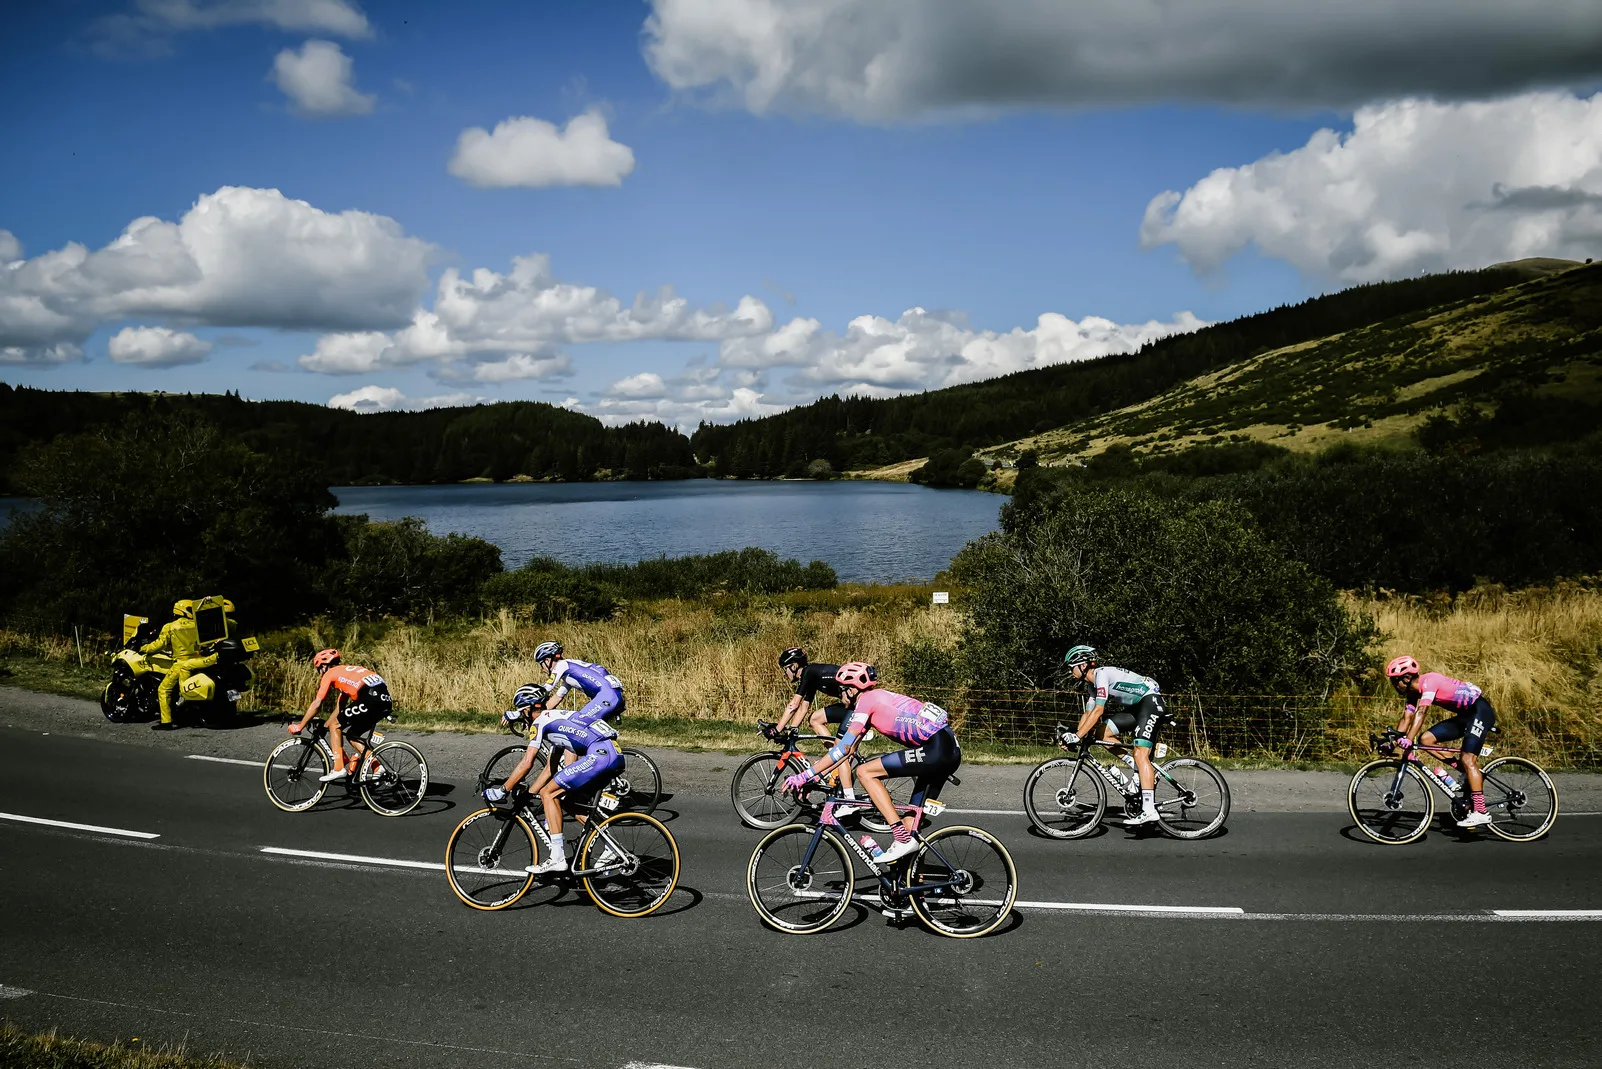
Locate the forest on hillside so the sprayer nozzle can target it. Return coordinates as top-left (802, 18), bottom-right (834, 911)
top-left (688, 265), bottom-right (1538, 477)
top-left (0, 388), bottom-right (697, 493)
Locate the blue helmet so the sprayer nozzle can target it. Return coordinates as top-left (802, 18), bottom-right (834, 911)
top-left (512, 683), bottom-right (549, 709)
top-left (534, 641), bottom-right (563, 663)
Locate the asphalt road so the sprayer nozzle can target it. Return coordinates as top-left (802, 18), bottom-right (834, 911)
top-left (2, 712), bottom-right (1601, 1069)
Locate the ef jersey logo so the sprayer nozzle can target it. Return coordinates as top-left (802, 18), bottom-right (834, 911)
top-left (1469, 718), bottom-right (1485, 737)
top-left (905, 747), bottom-right (926, 764)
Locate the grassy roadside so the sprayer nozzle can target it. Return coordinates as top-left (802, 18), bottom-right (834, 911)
top-left (0, 1023), bottom-right (251, 1069)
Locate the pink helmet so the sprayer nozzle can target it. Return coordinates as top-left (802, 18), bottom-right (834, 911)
top-left (313, 648), bottom-right (342, 672)
top-left (1385, 655), bottom-right (1419, 679)
top-left (834, 662), bottom-right (878, 691)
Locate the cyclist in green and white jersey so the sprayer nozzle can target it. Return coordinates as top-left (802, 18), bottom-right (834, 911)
top-left (1060, 645), bottom-right (1169, 826)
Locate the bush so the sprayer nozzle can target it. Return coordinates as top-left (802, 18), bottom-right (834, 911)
top-left (910, 449), bottom-right (986, 489)
top-left (582, 547), bottom-right (837, 599)
top-left (953, 490), bottom-right (1373, 698)
top-left (331, 516), bottom-right (503, 619)
top-left (898, 637), bottom-right (962, 693)
top-left (480, 566), bottom-right (619, 622)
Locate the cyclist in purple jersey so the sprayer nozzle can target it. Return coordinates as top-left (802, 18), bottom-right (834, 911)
top-left (1384, 655), bottom-right (1497, 829)
top-left (483, 684), bottom-right (624, 875)
top-left (535, 640), bottom-right (624, 727)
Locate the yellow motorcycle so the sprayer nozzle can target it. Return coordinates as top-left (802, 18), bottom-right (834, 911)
top-left (101, 596), bottom-right (259, 726)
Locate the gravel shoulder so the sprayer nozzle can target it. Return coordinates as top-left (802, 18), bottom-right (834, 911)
top-left (6, 684), bottom-right (1598, 814)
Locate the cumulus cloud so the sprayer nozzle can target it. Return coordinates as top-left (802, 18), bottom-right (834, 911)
top-left (327, 385), bottom-right (483, 413)
top-left (108, 325), bottom-right (214, 366)
top-left (271, 40), bottom-right (375, 117)
top-left (0, 185), bottom-right (433, 364)
top-left (0, 231), bottom-right (21, 263)
top-left (1141, 91), bottom-right (1602, 283)
top-left (93, 0), bottom-right (371, 56)
top-left (599, 302), bottom-right (1205, 428)
top-left (643, 0), bottom-right (1602, 121)
top-left (297, 251), bottom-right (772, 379)
top-left (448, 109), bottom-right (636, 189)
top-left (1, 344), bottom-right (83, 367)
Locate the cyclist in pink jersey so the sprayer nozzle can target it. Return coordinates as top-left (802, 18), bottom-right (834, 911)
top-left (782, 662), bottom-right (960, 865)
top-left (1384, 655), bottom-right (1497, 829)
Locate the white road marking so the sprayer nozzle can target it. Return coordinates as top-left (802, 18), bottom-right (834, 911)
top-left (621, 1063), bottom-right (703, 1069)
top-left (0, 811), bottom-right (160, 840)
top-left (186, 754), bottom-right (262, 767)
top-left (0, 985), bottom-right (34, 999)
top-left (1013, 900), bottom-right (1244, 914)
top-left (943, 808), bottom-right (1026, 815)
top-left (260, 846), bottom-right (443, 871)
top-left (1492, 909), bottom-right (1602, 918)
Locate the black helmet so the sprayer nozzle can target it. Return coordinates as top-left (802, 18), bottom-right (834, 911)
top-left (778, 647), bottom-right (808, 670)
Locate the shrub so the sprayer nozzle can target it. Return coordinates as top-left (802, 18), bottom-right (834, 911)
top-left (910, 449), bottom-right (985, 489)
top-left (580, 547), bottom-right (837, 599)
top-left (898, 636), bottom-right (962, 693)
top-left (481, 566), bottom-right (618, 622)
top-left (331, 516), bottom-right (503, 619)
top-left (953, 490), bottom-right (1373, 698)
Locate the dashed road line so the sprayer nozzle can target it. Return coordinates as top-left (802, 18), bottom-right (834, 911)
top-left (1014, 900), bottom-right (1244, 914)
top-left (260, 846), bottom-right (443, 871)
top-left (0, 811), bottom-right (160, 840)
top-left (186, 754), bottom-right (262, 767)
top-left (0, 985), bottom-right (34, 1000)
top-left (1493, 909), bottom-right (1602, 918)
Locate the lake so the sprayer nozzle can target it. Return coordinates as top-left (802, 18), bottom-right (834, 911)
top-left (333, 480), bottom-right (1003, 583)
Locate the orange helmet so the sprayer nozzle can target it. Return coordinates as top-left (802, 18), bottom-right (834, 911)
top-left (313, 648), bottom-right (342, 672)
top-left (834, 662), bottom-right (878, 691)
top-left (1385, 655), bottom-right (1419, 679)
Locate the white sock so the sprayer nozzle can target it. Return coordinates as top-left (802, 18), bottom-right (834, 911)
top-left (1141, 789), bottom-right (1156, 812)
top-left (548, 833), bottom-right (564, 859)
top-left (843, 788), bottom-right (858, 800)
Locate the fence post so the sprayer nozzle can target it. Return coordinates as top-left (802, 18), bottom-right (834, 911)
top-left (74, 625), bottom-right (84, 668)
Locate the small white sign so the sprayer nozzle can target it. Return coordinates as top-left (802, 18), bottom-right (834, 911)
top-left (932, 591), bottom-right (950, 605)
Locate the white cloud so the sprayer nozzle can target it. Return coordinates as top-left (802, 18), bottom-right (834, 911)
top-left (609, 371), bottom-right (669, 398)
top-left (271, 40), bottom-right (375, 117)
top-left (643, 0), bottom-right (1602, 121)
top-left (108, 325), bottom-right (214, 366)
top-left (0, 185), bottom-right (433, 364)
top-left (0, 343), bottom-right (83, 367)
top-left (297, 251), bottom-right (772, 378)
top-left (327, 385), bottom-right (483, 413)
top-left (0, 231), bottom-right (20, 264)
top-left (1141, 91), bottom-right (1602, 283)
top-left (93, 0), bottom-right (371, 56)
top-left (448, 109), bottom-right (636, 189)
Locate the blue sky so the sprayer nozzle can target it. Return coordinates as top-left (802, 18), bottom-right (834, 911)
top-left (3, 1), bottom-right (1599, 425)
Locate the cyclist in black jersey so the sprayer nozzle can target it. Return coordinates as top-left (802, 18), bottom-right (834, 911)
top-left (770, 647), bottom-right (864, 814)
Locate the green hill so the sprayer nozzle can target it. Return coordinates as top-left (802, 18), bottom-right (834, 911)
top-left (687, 262), bottom-right (1560, 478)
top-left (988, 258), bottom-right (1602, 465)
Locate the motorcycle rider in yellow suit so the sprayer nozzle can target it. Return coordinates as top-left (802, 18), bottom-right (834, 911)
top-left (141, 600), bottom-right (218, 732)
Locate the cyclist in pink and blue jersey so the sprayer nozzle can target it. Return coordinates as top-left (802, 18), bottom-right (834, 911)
top-left (1384, 655), bottom-right (1496, 829)
top-left (783, 662), bottom-right (960, 865)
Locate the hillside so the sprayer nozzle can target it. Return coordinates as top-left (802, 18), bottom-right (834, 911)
top-left (986, 259), bottom-right (1602, 464)
top-left (688, 263), bottom-right (1553, 478)
top-left (0, 389), bottom-right (697, 493)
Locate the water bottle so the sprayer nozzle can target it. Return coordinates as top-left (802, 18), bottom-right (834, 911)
top-left (859, 834), bottom-right (885, 860)
top-left (1119, 752), bottom-right (1137, 770)
top-left (1433, 766), bottom-right (1459, 792)
top-left (1110, 765), bottom-right (1134, 795)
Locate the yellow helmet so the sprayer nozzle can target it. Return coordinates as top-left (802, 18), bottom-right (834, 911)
top-left (172, 599), bottom-right (195, 619)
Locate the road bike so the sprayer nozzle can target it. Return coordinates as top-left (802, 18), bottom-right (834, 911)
top-left (1348, 729), bottom-right (1558, 845)
top-left (747, 785), bottom-right (1016, 938)
top-left (263, 717), bottom-right (429, 817)
top-left (445, 784), bottom-right (680, 918)
top-left (730, 719), bottom-right (920, 832)
top-left (1022, 719), bottom-right (1230, 840)
top-left (477, 710), bottom-right (661, 815)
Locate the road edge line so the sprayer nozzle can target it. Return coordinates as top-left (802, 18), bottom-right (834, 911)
top-left (0, 811), bottom-right (160, 840)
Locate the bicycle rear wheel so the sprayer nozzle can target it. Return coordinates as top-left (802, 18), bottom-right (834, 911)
top-left (445, 808), bottom-right (538, 910)
top-left (908, 825), bottom-right (1017, 938)
top-left (263, 737), bottom-right (330, 812)
top-left (747, 825), bottom-right (854, 934)
top-left (731, 752), bottom-right (806, 830)
top-left (614, 748), bottom-right (662, 814)
top-left (1154, 758), bottom-right (1230, 840)
top-left (579, 812), bottom-right (680, 918)
top-left (1348, 760), bottom-right (1434, 844)
top-left (1023, 757), bottom-right (1106, 839)
top-left (361, 741), bottom-right (428, 817)
top-left (1481, 757), bottom-right (1558, 842)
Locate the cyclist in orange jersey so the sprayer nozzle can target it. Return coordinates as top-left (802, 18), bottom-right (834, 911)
top-left (290, 649), bottom-right (393, 783)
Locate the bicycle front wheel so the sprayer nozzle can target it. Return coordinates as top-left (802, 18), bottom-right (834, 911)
top-left (614, 749), bottom-right (662, 814)
top-left (1155, 758), bottom-right (1230, 840)
top-left (1481, 757), bottom-right (1558, 842)
top-left (1349, 760), bottom-right (1435, 844)
top-left (908, 825), bottom-right (1018, 938)
top-left (1023, 757), bottom-right (1106, 839)
top-left (263, 737), bottom-right (330, 812)
top-left (747, 825), bottom-right (854, 934)
top-left (579, 812), bottom-right (680, 918)
top-left (361, 741), bottom-right (428, 817)
top-left (445, 808), bottom-right (538, 910)
top-left (478, 743), bottom-right (536, 795)
top-left (731, 752), bottom-right (805, 830)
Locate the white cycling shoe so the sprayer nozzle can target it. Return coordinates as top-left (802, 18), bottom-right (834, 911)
top-left (1456, 811), bottom-right (1493, 829)
top-left (877, 837), bottom-right (921, 865)
top-left (318, 768), bottom-right (348, 783)
top-left (833, 801), bottom-right (868, 818)
top-left (1123, 808), bottom-right (1161, 827)
top-left (525, 856), bottom-right (568, 876)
